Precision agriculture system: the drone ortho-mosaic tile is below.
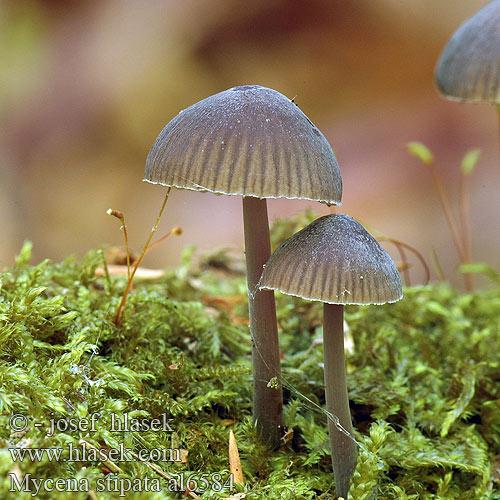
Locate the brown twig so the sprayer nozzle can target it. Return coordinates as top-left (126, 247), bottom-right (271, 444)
top-left (125, 449), bottom-right (202, 500)
top-left (78, 439), bottom-right (124, 474)
top-left (95, 265), bottom-right (165, 279)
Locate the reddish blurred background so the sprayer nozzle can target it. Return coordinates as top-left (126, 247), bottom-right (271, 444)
top-left (1, 0), bottom-right (499, 288)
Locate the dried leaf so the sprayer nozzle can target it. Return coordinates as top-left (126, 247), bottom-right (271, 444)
top-left (229, 430), bottom-right (245, 485)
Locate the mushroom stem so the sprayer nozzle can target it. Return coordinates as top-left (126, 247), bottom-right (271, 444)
top-left (242, 196), bottom-right (283, 448)
top-left (323, 303), bottom-right (357, 498)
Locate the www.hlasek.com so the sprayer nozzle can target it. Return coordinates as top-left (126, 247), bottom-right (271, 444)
top-left (10, 473), bottom-right (235, 497)
top-left (9, 442), bottom-right (184, 463)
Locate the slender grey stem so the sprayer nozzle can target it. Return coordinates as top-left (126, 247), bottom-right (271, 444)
top-left (323, 303), bottom-right (357, 498)
top-left (243, 196), bottom-right (283, 448)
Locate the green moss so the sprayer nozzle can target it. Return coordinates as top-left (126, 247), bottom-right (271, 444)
top-left (1, 216), bottom-right (499, 499)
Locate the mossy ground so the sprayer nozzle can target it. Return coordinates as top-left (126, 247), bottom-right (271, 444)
top-left (1, 213), bottom-right (499, 499)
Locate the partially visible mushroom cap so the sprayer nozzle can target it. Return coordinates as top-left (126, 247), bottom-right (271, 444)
top-left (260, 214), bottom-right (403, 305)
top-left (435, 0), bottom-right (500, 103)
top-left (144, 85), bottom-right (342, 204)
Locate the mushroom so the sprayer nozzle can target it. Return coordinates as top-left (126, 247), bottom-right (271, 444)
top-left (259, 214), bottom-right (402, 497)
top-left (435, 0), bottom-right (500, 140)
top-left (144, 85), bottom-right (342, 447)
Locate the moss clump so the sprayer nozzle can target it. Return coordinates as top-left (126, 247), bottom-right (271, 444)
top-left (0, 216), bottom-right (499, 499)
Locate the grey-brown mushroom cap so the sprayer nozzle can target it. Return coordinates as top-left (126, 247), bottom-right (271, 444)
top-left (435, 0), bottom-right (500, 103)
top-left (144, 85), bottom-right (342, 205)
top-left (259, 214), bottom-right (403, 305)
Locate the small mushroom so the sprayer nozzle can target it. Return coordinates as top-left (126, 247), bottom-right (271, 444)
top-left (144, 85), bottom-right (342, 447)
top-left (435, 0), bottom-right (500, 146)
top-left (259, 214), bottom-right (402, 497)
top-left (435, 0), bottom-right (500, 103)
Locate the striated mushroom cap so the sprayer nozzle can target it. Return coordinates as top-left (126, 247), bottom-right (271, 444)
top-left (435, 0), bottom-right (500, 103)
top-left (260, 214), bottom-right (403, 305)
top-left (144, 85), bottom-right (342, 204)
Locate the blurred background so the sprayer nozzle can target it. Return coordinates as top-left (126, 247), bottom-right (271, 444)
top-left (1, 0), bottom-right (499, 288)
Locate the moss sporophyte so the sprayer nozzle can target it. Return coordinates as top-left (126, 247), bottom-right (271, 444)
top-left (2, 213), bottom-right (499, 499)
